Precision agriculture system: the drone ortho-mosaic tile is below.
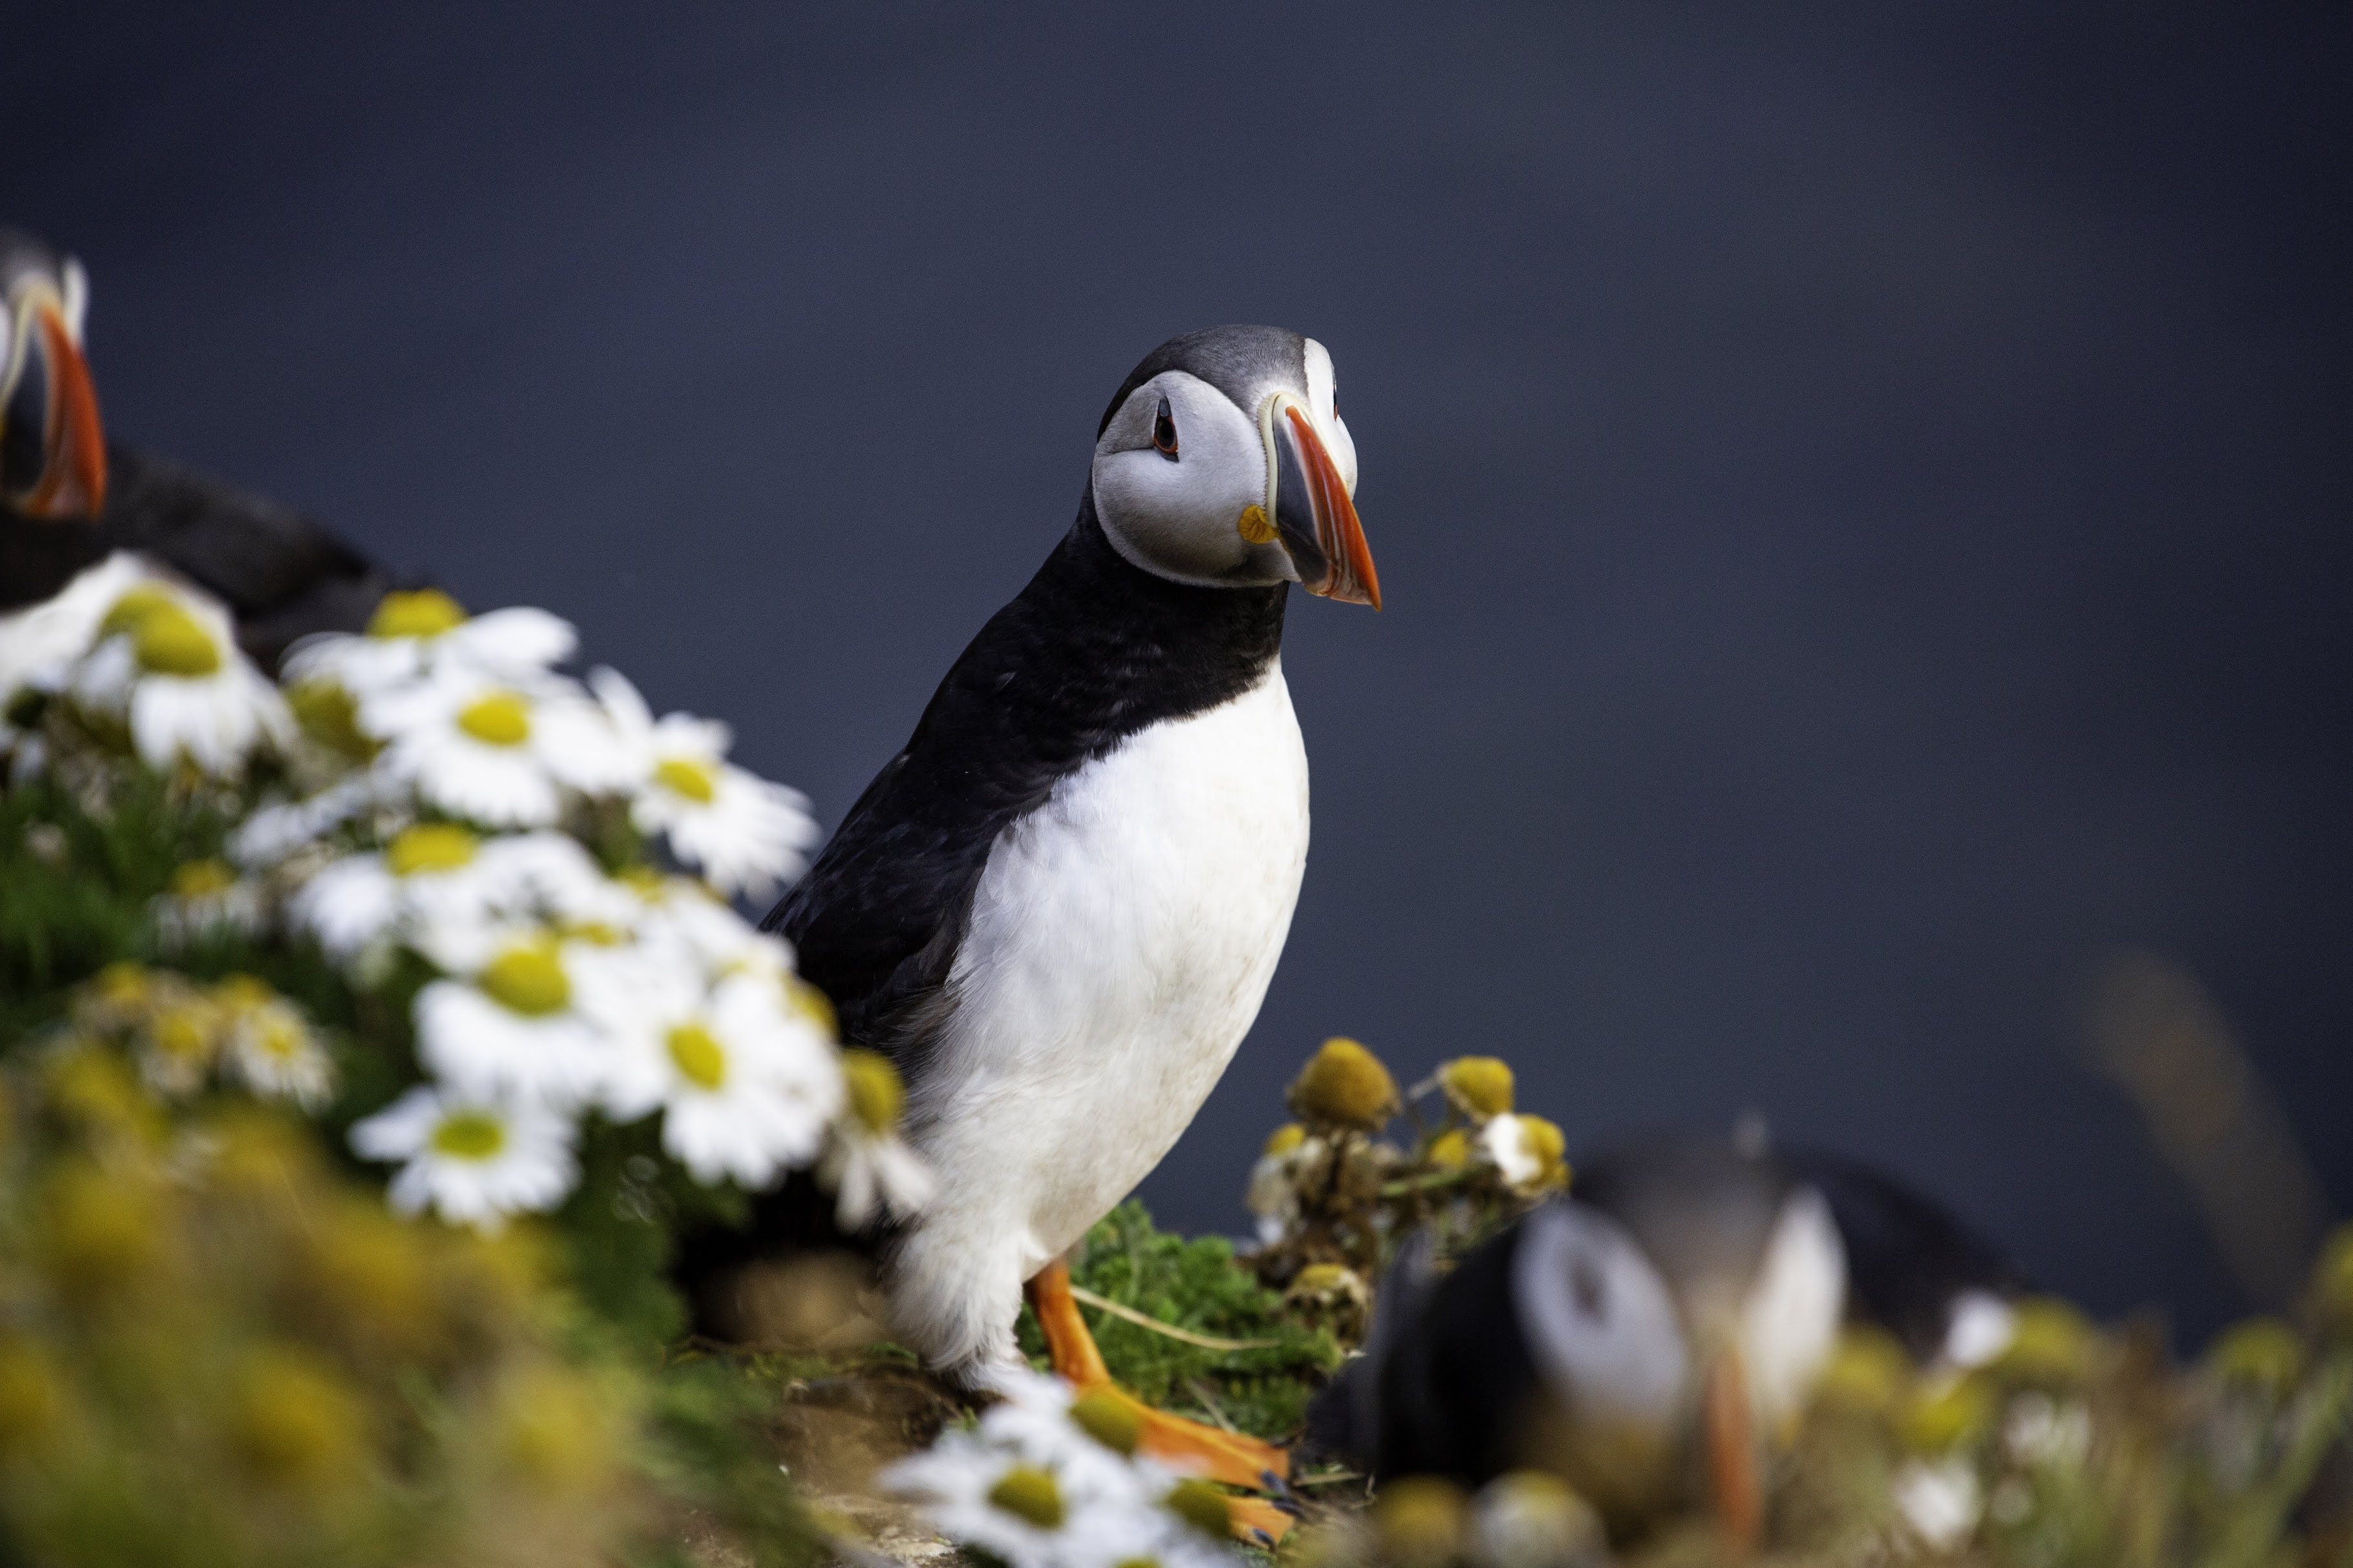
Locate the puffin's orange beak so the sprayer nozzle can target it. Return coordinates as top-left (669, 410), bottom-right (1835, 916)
top-left (1704, 1347), bottom-right (1765, 1553)
top-left (1269, 400), bottom-right (1380, 609)
top-left (10, 301), bottom-right (107, 521)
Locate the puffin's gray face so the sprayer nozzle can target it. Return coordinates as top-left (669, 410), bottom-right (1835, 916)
top-left (1090, 331), bottom-right (1379, 607)
top-left (0, 232), bottom-right (106, 520)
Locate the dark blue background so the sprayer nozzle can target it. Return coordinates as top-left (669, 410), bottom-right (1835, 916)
top-left (11, 3), bottom-right (2347, 1340)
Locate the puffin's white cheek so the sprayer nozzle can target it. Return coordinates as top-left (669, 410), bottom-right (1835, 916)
top-left (1091, 449), bottom-right (1261, 585)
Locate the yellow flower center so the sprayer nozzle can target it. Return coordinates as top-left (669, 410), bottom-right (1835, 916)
top-left (430, 1111), bottom-right (508, 1160)
top-left (456, 690), bottom-right (532, 747)
top-left (667, 1022), bottom-right (729, 1091)
top-left (1068, 1389), bottom-right (1143, 1456)
top-left (1262, 1122), bottom-right (1306, 1158)
top-left (367, 587), bottom-right (468, 639)
top-left (841, 1049), bottom-right (904, 1134)
top-left (1439, 1055), bottom-right (1515, 1119)
top-left (986, 1464), bottom-right (1064, 1529)
top-left (387, 822), bottom-right (480, 876)
top-left (478, 945), bottom-right (569, 1016)
top-left (151, 1004), bottom-right (216, 1063)
top-left (1427, 1129), bottom-right (1471, 1170)
top-left (1163, 1478), bottom-right (1231, 1538)
top-left (214, 973), bottom-right (275, 1012)
top-left (98, 585), bottom-right (177, 639)
top-left (787, 979), bottom-right (838, 1039)
top-left (168, 858), bottom-right (237, 898)
top-left (654, 756), bottom-right (718, 803)
top-left (252, 1011), bottom-right (308, 1062)
top-left (288, 678), bottom-right (376, 760)
top-left (132, 604), bottom-right (223, 677)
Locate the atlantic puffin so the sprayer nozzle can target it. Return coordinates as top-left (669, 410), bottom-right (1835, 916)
top-left (0, 228), bottom-right (398, 668)
top-left (711, 325), bottom-right (1378, 1485)
top-left (1310, 1136), bottom-right (2023, 1544)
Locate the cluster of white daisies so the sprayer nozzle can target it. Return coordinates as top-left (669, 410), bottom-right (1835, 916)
top-left (878, 1371), bottom-right (1247, 1567)
top-left (0, 554), bottom-right (929, 1232)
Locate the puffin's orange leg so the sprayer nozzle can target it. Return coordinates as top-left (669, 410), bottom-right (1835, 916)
top-left (1023, 1261), bottom-right (1293, 1524)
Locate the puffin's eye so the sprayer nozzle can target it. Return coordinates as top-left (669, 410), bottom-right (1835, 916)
top-left (1151, 395), bottom-right (1179, 459)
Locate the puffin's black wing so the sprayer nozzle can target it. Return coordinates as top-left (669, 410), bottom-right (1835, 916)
top-left (1781, 1147), bottom-right (2028, 1359)
top-left (0, 444), bottom-right (397, 669)
top-left (763, 497), bottom-right (1284, 1088)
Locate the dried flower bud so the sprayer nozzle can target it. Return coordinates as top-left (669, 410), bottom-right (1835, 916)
top-left (2206, 1316), bottom-right (2305, 1396)
top-left (1287, 1037), bottom-right (1399, 1132)
top-left (1483, 1113), bottom-right (1569, 1194)
top-left (1439, 1056), bottom-right (1515, 1120)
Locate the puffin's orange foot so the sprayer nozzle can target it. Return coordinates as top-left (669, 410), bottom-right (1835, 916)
top-left (1023, 1260), bottom-right (1293, 1542)
top-left (1225, 1493), bottom-right (1299, 1549)
top-left (1083, 1380), bottom-right (1290, 1490)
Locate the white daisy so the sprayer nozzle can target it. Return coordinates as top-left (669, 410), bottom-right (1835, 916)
top-left (0, 552), bottom-right (152, 705)
top-left (283, 587), bottom-right (574, 696)
top-left (970, 1372), bottom-right (1161, 1509)
top-left (411, 927), bottom-right (627, 1109)
top-left (349, 1084), bottom-right (578, 1230)
top-left (69, 581), bottom-right (291, 776)
top-left (361, 665), bottom-right (634, 827)
top-left (631, 879), bottom-right (794, 984)
top-left (881, 1373), bottom-right (1242, 1568)
top-left (230, 770), bottom-right (405, 869)
top-left (293, 820), bottom-right (497, 959)
top-left (878, 1430), bottom-right (1082, 1568)
top-left (590, 668), bottom-right (818, 898)
top-left (595, 967), bottom-right (842, 1187)
top-left (215, 974), bottom-right (335, 1111)
top-left (150, 856), bottom-right (266, 947)
top-left (820, 1048), bottom-right (934, 1229)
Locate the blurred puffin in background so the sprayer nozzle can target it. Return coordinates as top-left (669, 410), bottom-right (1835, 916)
top-left (1311, 1133), bottom-right (2025, 1547)
top-left (0, 228), bottom-right (399, 667)
top-left (680, 325), bottom-right (1378, 1509)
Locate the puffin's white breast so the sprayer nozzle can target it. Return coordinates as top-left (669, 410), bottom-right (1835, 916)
top-left (909, 665), bottom-right (1309, 1279)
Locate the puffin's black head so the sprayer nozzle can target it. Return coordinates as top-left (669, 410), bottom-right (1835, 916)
top-left (1090, 324), bottom-right (1380, 608)
top-left (0, 230), bottom-right (106, 521)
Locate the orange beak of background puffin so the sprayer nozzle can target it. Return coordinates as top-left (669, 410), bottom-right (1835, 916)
top-left (1270, 400), bottom-right (1380, 609)
top-left (9, 302), bottom-right (108, 521)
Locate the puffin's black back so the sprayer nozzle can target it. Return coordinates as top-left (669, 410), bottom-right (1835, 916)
top-left (1, 444), bottom-right (396, 668)
top-left (763, 494), bottom-right (1284, 1089)
top-left (1308, 1220), bottom-right (1544, 1487)
top-left (674, 494), bottom-right (1286, 1323)
top-left (1781, 1147), bottom-right (2027, 1358)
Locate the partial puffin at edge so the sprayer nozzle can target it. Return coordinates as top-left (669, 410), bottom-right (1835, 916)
top-left (1, 228), bottom-right (404, 668)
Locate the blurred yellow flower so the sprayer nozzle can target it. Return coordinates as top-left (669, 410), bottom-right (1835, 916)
top-left (1997, 1298), bottom-right (2101, 1383)
top-left (1288, 1036), bottom-right (1400, 1132)
top-left (2206, 1316), bottom-right (2305, 1396)
top-left (1438, 1055), bottom-right (1515, 1120)
top-left (228, 1347), bottom-right (367, 1493)
top-left (1375, 1474), bottom-right (1469, 1567)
